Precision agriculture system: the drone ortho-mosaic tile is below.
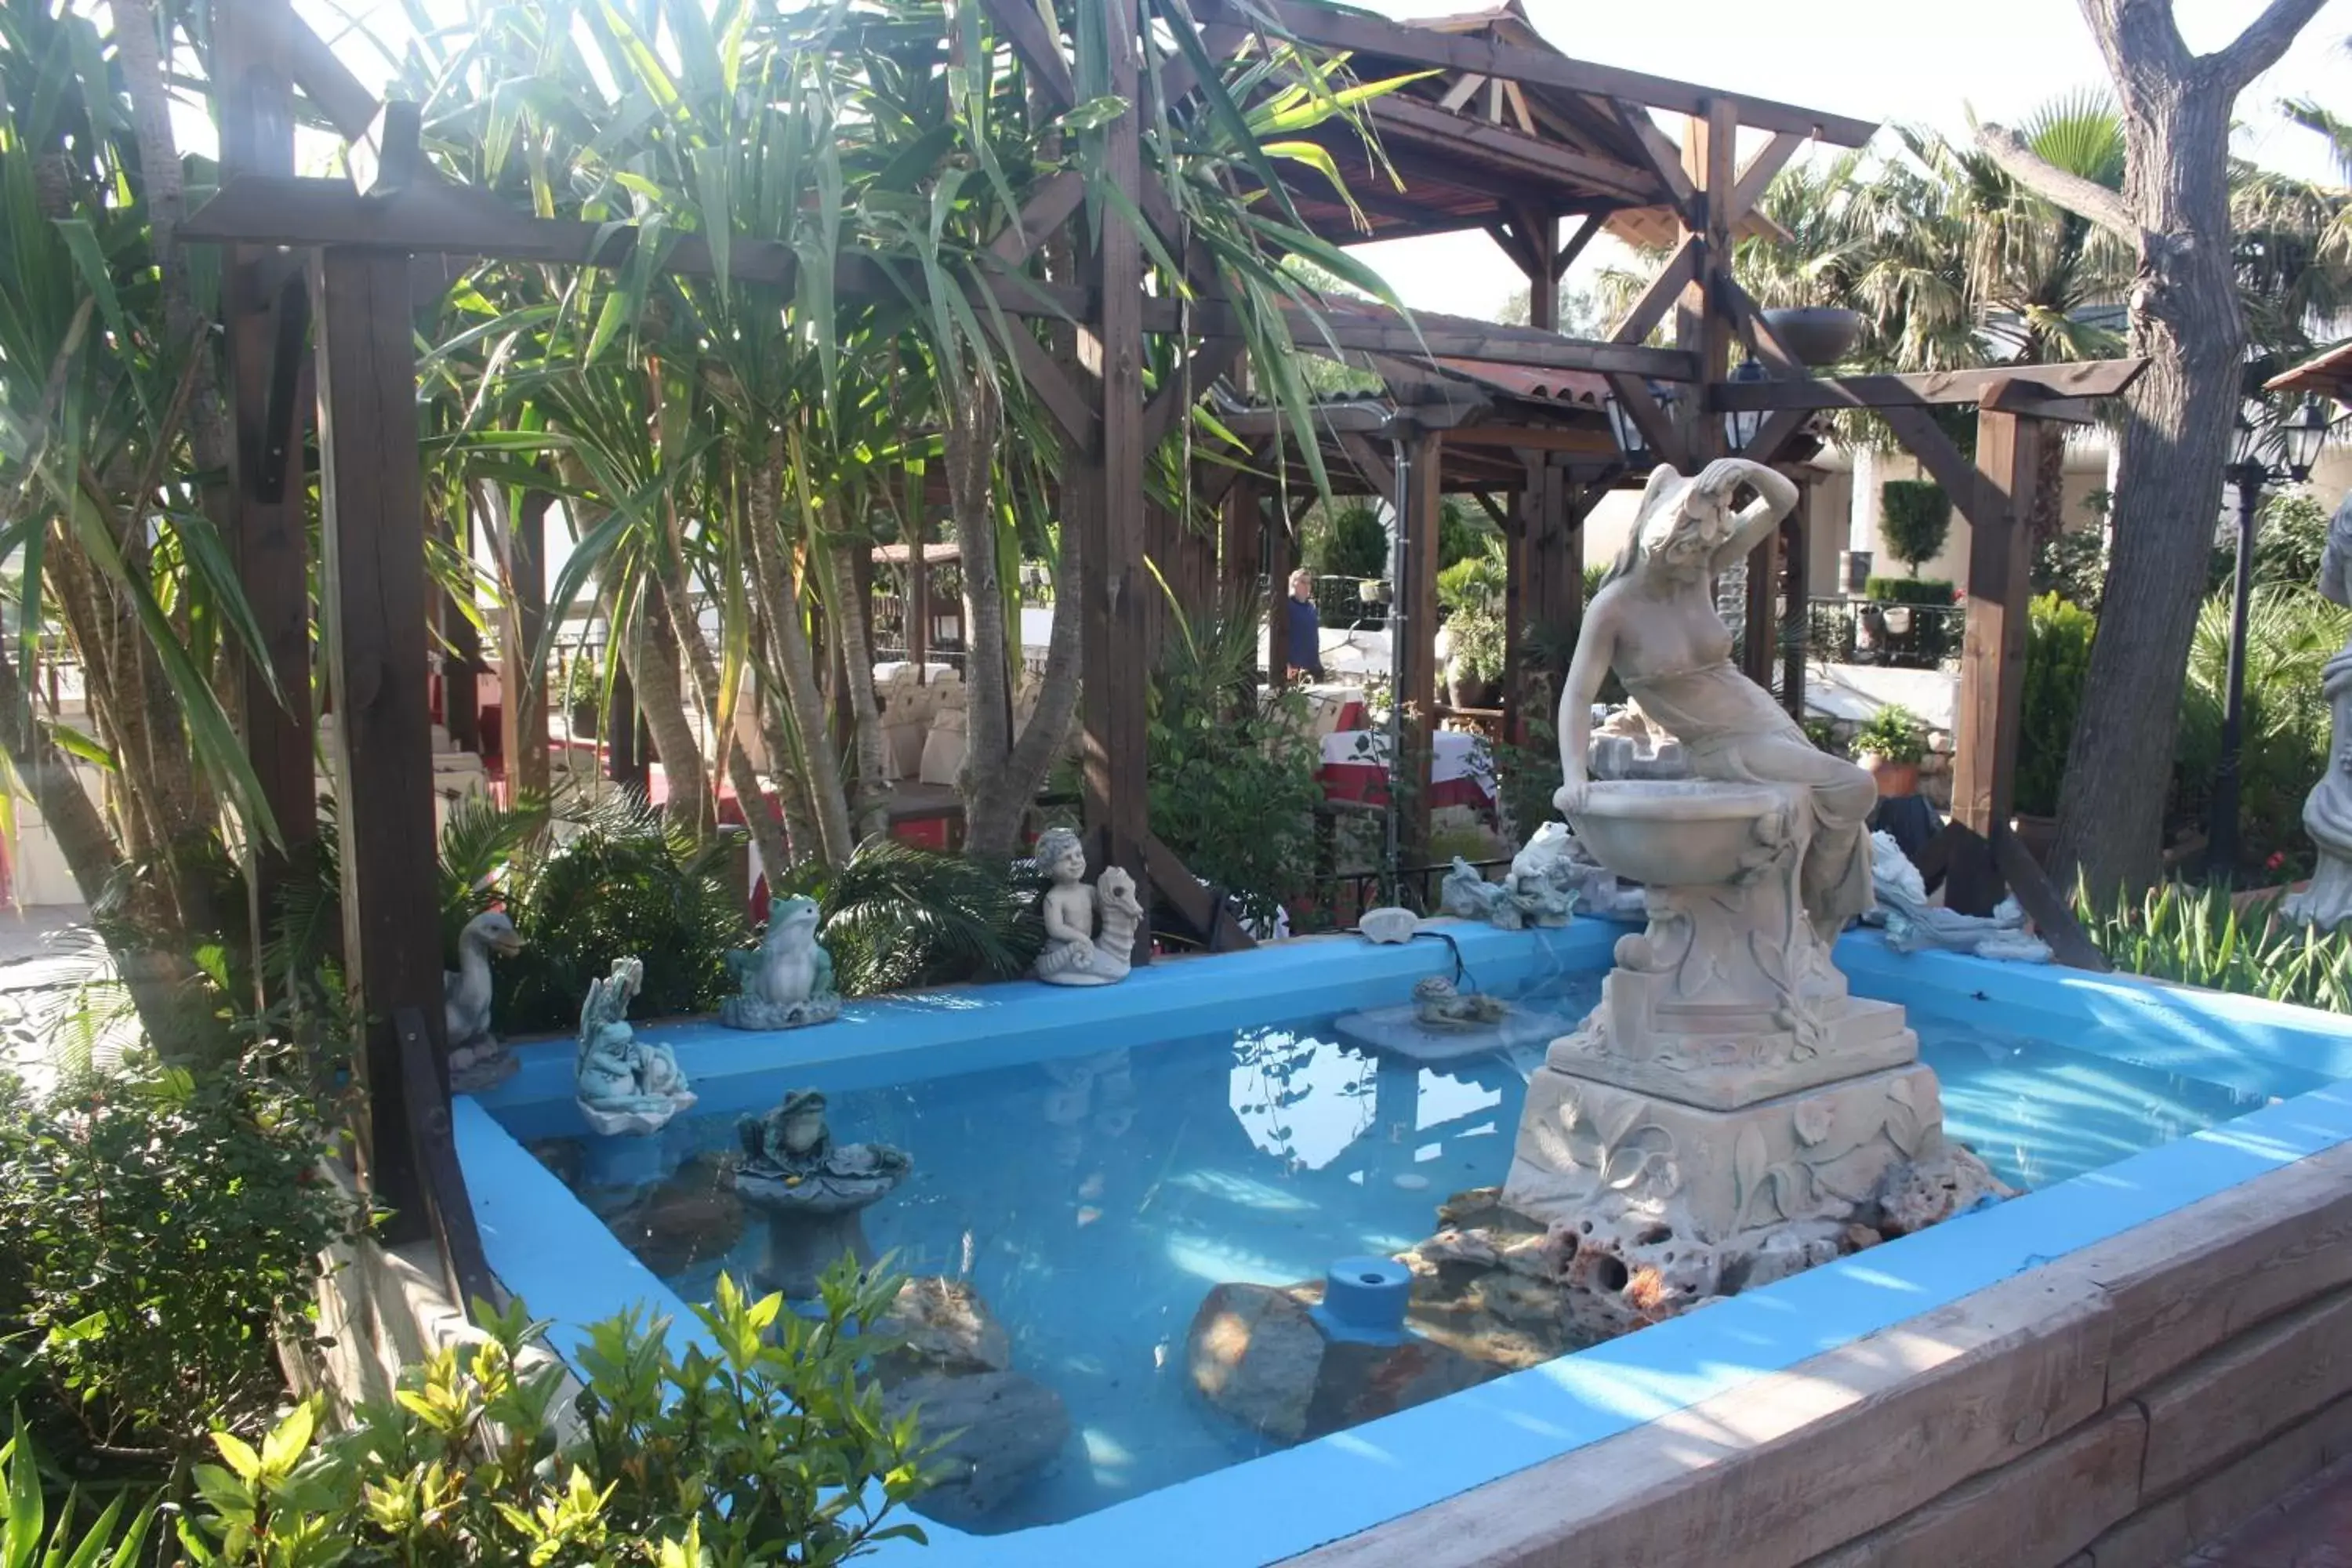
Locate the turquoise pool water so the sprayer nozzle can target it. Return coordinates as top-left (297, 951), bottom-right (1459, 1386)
top-left (515, 966), bottom-right (2329, 1532)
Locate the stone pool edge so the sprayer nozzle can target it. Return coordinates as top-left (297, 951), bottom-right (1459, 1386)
top-left (453, 924), bottom-right (2352, 1568)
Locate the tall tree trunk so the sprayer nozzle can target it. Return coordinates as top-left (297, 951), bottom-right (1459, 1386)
top-left (612, 582), bottom-right (713, 840)
top-left (746, 441), bottom-right (855, 866)
top-left (824, 527), bottom-right (890, 840)
top-left (1980, 0), bottom-right (2330, 897)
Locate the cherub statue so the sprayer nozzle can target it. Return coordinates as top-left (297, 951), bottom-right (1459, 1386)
top-left (720, 895), bottom-right (841, 1030)
top-left (575, 956), bottom-right (697, 1136)
top-left (1032, 827), bottom-right (1143, 985)
top-left (2286, 494), bottom-right (2352, 930)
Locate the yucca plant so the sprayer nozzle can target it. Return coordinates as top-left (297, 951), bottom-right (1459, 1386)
top-left (0, 1414), bottom-right (154, 1566)
top-left (2075, 877), bottom-right (2352, 1013)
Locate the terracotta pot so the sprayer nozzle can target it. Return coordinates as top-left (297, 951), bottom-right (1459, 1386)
top-left (1448, 675), bottom-right (1503, 710)
top-left (1861, 754), bottom-right (1918, 799)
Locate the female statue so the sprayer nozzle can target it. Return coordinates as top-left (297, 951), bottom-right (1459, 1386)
top-left (1555, 459), bottom-right (1876, 935)
top-left (2285, 495), bottom-right (2352, 930)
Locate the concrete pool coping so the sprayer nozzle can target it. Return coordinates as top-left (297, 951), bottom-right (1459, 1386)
top-left (456, 921), bottom-right (2352, 1566)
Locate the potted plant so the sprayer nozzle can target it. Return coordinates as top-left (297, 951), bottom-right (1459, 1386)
top-left (1854, 705), bottom-right (1926, 799)
top-left (564, 655), bottom-right (603, 739)
top-left (1445, 604), bottom-right (1506, 710)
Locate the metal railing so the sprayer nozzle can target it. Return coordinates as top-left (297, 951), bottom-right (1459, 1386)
top-left (1804, 597), bottom-right (1965, 670)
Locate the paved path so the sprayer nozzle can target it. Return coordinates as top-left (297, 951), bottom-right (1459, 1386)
top-left (2185, 1454), bottom-right (2352, 1566)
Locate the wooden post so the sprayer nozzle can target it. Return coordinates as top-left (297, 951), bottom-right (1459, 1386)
top-left (1526, 209), bottom-right (1562, 334)
top-left (312, 246), bottom-right (440, 1239)
top-left (1678, 101), bottom-right (1738, 463)
top-left (1078, 0), bottom-right (1152, 956)
top-left (1503, 477), bottom-right (1529, 747)
top-left (909, 547), bottom-right (931, 677)
top-left (1400, 427), bottom-right (1445, 870)
top-left (500, 492), bottom-right (550, 802)
top-left (1781, 484), bottom-right (1810, 720)
top-left (1265, 493), bottom-right (1296, 683)
top-left (1741, 521), bottom-right (1780, 690)
top-left (213, 0), bottom-right (315, 969)
top-left (1220, 473), bottom-right (1261, 623)
top-left (441, 506), bottom-right (481, 753)
top-left (1950, 408), bottom-right (2043, 912)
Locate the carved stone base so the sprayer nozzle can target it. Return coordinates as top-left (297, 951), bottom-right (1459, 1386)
top-left (1506, 1061), bottom-right (1944, 1245)
top-left (750, 1208), bottom-right (877, 1301)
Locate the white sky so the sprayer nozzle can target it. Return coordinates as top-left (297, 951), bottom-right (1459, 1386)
top-left (1345, 0), bottom-right (2352, 317)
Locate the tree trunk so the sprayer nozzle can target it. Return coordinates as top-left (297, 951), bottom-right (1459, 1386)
top-left (824, 526), bottom-right (890, 840)
top-left (745, 442), bottom-right (855, 866)
top-left (1982, 0), bottom-right (2331, 898)
top-left (612, 581), bottom-right (712, 840)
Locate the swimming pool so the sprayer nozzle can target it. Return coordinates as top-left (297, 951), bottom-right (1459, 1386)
top-left (459, 920), bottom-right (2352, 1563)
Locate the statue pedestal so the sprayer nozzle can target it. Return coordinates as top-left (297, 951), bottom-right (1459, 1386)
top-left (1503, 782), bottom-right (1989, 1327)
top-left (736, 1168), bottom-right (904, 1300)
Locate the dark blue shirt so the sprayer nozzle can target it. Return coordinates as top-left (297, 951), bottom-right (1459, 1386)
top-left (1285, 595), bottom-right (1323, 677)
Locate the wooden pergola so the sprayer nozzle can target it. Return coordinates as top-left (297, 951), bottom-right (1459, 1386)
top-left (191, 0), bottom-right (2133, 1286)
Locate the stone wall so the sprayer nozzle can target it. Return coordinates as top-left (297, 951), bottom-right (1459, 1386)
top-left (1286, 1140), bottom-right (2352, 1568)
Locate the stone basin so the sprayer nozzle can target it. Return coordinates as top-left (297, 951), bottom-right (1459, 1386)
top-left (1568, 779), bottom-right (1783, 887)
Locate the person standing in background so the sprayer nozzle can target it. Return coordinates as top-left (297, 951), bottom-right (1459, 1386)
top-left (1285, 569), bottom-right (1324, 681)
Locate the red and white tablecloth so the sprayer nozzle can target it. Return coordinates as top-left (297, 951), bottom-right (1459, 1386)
top-left (1318, 728), bottom-right (1495, 810)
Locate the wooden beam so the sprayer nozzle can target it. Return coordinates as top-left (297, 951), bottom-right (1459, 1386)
top-left (1881, 403), bottom-right (1999, 535)
top-left (1439, 72), bottom-right (1488, 113)
top-left (1952, 407), bottom-right (2041, 841)
top-left (184, 176), bottom-right (1703, 380)
top-left (1368, 95), bottom-right (1663, 202)
top-left (1602, 372), bottom-right (1690, 472)
top-left (987, 169), bottom-right (1086, 263)
top-left (1740, 516), bottom-right (1780, 689)
top-left (1980, 377), bottom-right (2100, 425)
top-left (977, 0), bottom-right (1076, 108)
top-left (313, 247), bottom-right (440, 1240)
top-left (1739, 406), bottom-right (1812, 466)
top-left (1220, 473), bottom-right (1262, 623)
top-left (1443, 423), bottom-right (1616, 456)
top-left (1680, 100), bottom-right (1738, 462)
top-left (1708, 359), bottom-right (2149, 412)
top-left (1211, 1), bottom-right (1879, 144)
top-left (1991, 825), bottom-right (2114, 972)
top-left (1080, 0), bottom-right (1152, 966)
top-left (1338, 430), bottom-right (1400, 504)
top-left (441, 508), bottom-right (481, 754)
top-left (214, 0), bottom-right (316, 982)
top-left (1607, 234), bottom-right (1700, 344)
top-left (996, 318), bottom-right (1098, 447)
top-left (1143, 832), bottom-right (1258, 953)
top-left (1142, 338), bottom-right (1245, 449)
top-left (1606, 97), bottom-right (1699, 216)
top-left (1266, 488), bottom-right (1297, 684)
top-left (1727, 131), bottom-right (1806, 223)
top-left (1717, 275), bottom-right (1806, 376)
top-left (394, 1007), bottom-right (499, 1309)
top-left (349, 100), bottom-right (422, 198)
top-left (1555, 211), bottom-right (1606, 278)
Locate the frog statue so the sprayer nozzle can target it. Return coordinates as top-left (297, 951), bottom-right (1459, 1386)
top-left (733, 1088), bottom-right (913, 1299)
top-left (1412, 975), bottom-right (1511, 1033)
top-left (574, 956), bottom-right (697, 1137)
top-left (720, 895), bottom-right (842, 1030)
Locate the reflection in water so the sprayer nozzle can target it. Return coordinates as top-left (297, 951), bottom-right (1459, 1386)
top-left (1225, 1028), bottom-right (1377, 1172)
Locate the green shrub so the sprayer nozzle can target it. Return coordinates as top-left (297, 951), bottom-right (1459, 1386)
top-left (1436, 544), bottom-right (1505, 614)
top-left (2173, 583), bottom-right (2348, 877)
top-left (1444, 604), bottom-right (1506, 685)
top-left (2075, 880), bottom-right (2352, 1011)
top-left (177, 1266), bottom-right (934, 1566)
top-left (0, 1050), bottom-right (354, 1472)
top-left (1880, 480), bottom-right (1952, 577)
top-left (1437, 496), bottom-right (1493, 571)
top-left (2018, 593), bottom-right (2096, 818)
top-left (1309, 503), bottom-right (1389, 582)
top-left (493, 793), bottom-right (750, 1034)
top-left (1863, 576), bottom-right (1958, 606)
top-left (1149, 609), bottom-right (1326, 929)
top-left (1853, 705), bottom-right (1926, 765)
top-left (2255, 492), bottom-right (2334, 590)
top-left (2032, 527), bottom-right (2107, 611)
top-left (777, 838), bottom-right (1041, 997)
top-left (1582, 561), bottom-right (1607, 601)
top-left (0, 1415), bottom-right (155, 1563)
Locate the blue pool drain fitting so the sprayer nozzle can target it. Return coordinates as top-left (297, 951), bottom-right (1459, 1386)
top-left (1311, 1256), bottom-right (1412, 1344)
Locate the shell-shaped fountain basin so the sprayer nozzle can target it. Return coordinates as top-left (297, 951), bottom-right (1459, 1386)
top-left (1568, 779), bottom-right (1784, 887)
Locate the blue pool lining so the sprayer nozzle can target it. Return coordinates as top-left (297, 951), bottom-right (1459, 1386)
top-left (456, 922), bottom-right (2352, 1567)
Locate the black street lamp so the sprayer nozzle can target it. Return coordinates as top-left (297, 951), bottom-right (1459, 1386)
top-left (1722, 358), bottom-right (1769, 454)
top-left (2209, 395), bottom-right (2331, 877)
